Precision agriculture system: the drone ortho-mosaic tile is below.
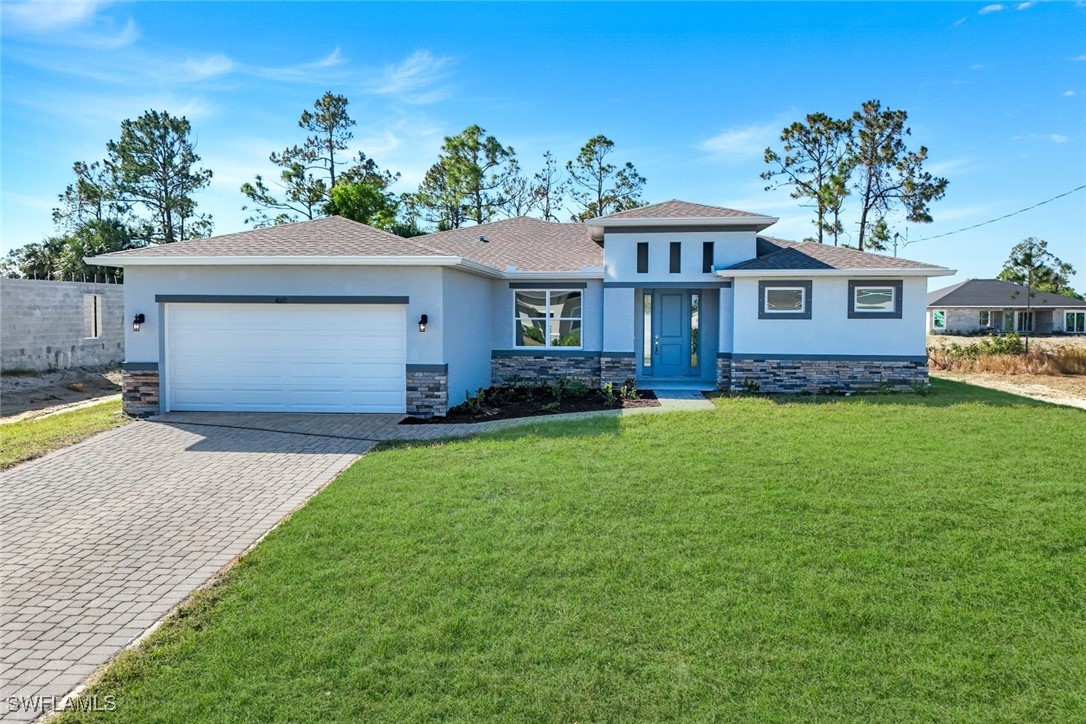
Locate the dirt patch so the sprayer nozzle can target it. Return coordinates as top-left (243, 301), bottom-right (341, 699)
top-left (402, 389), bottom-right (659, 425)
top-left (932, 371), bottom-right (1086, 410)
top-left (1, 366), bottom-right (122, 421)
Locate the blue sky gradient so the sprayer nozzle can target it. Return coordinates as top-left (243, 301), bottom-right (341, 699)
top-left (2, 1), bottom-right (1083, 289)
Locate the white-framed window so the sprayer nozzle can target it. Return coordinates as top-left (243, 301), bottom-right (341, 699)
top-left (758, 281), bottom-right (813, 320)
top-left (1065, 311), bottom-right (1085, 334)
top-left (1016, 311), bottom-right (1034, 333)
top-left (514, 289), bottom-right (583, 348)
top-left (764, 287), bottom-right (806, 313)
top-left (83, 294), bottom-right (102, 339)
top-left (979, 310), bottom-right (991, 327)
top-left (853, 286), bottom-right (895, 312)
top-left (931, 309), bottom-right (946, 331)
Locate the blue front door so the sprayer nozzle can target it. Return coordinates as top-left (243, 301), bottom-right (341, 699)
top-left (651, 290), bottom-right (694, 377)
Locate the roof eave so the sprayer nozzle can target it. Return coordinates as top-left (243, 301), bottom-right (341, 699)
top-left (85, 254), bottom-right (506, 278)
top-left (715, 267), bottom-right (956, 278)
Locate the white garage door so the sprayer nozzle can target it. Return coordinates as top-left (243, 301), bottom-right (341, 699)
top-left (165, 303), bottom-right (406, 413)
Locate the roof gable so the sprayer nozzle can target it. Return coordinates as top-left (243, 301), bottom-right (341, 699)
top-left (725, 238), bottom-right (947, 272)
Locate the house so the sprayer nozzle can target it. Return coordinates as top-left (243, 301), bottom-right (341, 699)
top-left (88, 200), bottom-right (954, 417)
top-left (927, 278), bottom-right (1086, 335)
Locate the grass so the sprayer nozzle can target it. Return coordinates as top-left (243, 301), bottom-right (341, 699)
top-left (0, 399), bottom-right (128, 469)
top-left (60, 381), bottom-right (1085, 722)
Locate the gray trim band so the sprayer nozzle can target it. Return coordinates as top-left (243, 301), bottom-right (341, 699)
top-left (603, 224), bottom-right (768, 234)
top-left (732, 354), bottom-right (928, 363)
top-left (122, 362), bottom-right (159, 371)
top-left (716, 352), bottom-right (733, 360)
top-left (155, 295), bottom-right (409, 304)
top-left (604, 281), bottom-right (731, 288)
top-left (509, 282), bottom-right (588, 289)
top-left (406, 363), bottom-right (448, 373)
top-left (601, 351), bottom-right (636, 358)
top-left (492, 349), bottom-right (602, 358)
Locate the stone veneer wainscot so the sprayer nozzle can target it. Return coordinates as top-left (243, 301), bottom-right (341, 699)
top-left (728, 357), bottom-right (928, 393)
top-left (122, 365), bottom-right (160, 416)
top-left (406, 365), bottom-right (448, 418)
top-left (492, 352), bottom-right (603, 387)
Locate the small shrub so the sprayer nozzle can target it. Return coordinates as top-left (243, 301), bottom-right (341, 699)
top-left (979, 332), bottom-right (1025, 356)
top-left (540, 401), bottom-right (560, 412)
top-left (601, 381), bottom-right (619, 405)
top-left (741, 378), bottom-right (761, 394)
top-left (566, 378), bottom-right (589, 398)
top-left (619, 379), bottom-right (639, 401)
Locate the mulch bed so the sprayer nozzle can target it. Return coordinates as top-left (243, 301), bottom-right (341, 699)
top-left (401, 389), bottom-right (659, 425)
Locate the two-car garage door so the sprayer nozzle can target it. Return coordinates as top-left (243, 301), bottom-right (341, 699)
top-left (164, 303), bottom-right (406, 413)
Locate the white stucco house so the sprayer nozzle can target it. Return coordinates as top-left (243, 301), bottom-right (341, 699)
top-left (89, 200), bottom-right (954, 417)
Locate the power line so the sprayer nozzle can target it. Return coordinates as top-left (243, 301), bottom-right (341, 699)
top-left (912, 184), bottom-right (1086, 243)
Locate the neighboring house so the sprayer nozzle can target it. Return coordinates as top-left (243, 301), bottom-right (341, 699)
top-left (927, 278), bottom-right (1086, 335)
top-left (88, 200), bottom-right (954, 417)
top-left (0, 278), bottom-right (124, 372)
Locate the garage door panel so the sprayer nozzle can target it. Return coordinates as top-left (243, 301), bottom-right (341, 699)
top-left (166, 303), bottom-right (407, 413)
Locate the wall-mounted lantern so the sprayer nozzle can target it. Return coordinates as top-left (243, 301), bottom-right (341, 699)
top-left (132, 313), bottom-right (145, 332)
top-left (418, 314), bottom-right (428, 333)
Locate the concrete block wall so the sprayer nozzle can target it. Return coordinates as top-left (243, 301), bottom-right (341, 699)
top-left (1, 278), bottom-right (125, 371)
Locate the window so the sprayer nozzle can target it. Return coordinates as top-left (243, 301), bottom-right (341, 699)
top-left (1066, 311), bottom-right (1085, 334)
top-left (1016, 311), bottom-right (1034, 333)
top-left (636, 243), bottom-right (648, 274)
top-left (669, 242), bottom-right (681, 273)
top-left (514, 290), bottom-right (582, 348)
top-left (979, 310), bottom-right (991, 327)
top-left (931, 310), bottom-right (946, 331)
top-left (690, 292), bottom-right (700, 368)
top-left (83, 294), bottom-right (101, 339)
top-left (642, 292), bottom-right (652, 368)
top-left (702, 242), bottom-right (714, 273)
top-left (847, 280), bottom-right (902, 319)
top-left (758, 280), bottom-right (813, 320)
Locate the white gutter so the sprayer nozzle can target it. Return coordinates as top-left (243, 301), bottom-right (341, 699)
top-left (715, 267), bottom-right (956, 278)
top-left (85, 254), bottom-right (507, 279)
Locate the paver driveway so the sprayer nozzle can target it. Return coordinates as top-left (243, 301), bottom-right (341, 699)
top-left (0, 417), bottom-right (379, 721)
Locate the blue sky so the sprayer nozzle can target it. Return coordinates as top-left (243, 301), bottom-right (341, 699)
top-left (2, 1), bottom-right (1084, 290)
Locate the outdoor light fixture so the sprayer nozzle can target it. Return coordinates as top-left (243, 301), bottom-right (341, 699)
top-left (418, 314), bottom-right (428, 333)
top-left (132, 313), bottom-right (145, 332)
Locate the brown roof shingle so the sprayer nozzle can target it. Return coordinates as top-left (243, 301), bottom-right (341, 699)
top-left (726, 238), bottom-right (947, 271)
top-left (595, 199), bottom-right (773, 220)
top-left (94, 216), bottom-right (451, 259)
top-left (414, 216), bottom-right (602, 272)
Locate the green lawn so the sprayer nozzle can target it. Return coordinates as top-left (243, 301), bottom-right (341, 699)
top-left (61, 381), bottom-right (1085, 722)
top-left (0, 399), bottom-right (128, 469)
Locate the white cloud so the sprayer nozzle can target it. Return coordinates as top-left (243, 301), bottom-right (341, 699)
top-left (184, 54), bottom-right (235, 81)
top-left (1065, 90), bottom-right (1077, 97)
top-left (2, 0), bottom-right (109, 32)
top-left (1050, 134), bottom-right (1069, 143)
top-left (970, 64), bottom-right (985, 70)
top-left (699, 119), bottom-right (782, 160)
top-left (979, 4), bottom-right (1004, 14)
top-left (245, 47), bottom-right (348, 83)
top-left (1016, 1), bottom-right (1034, 9)
top-left (953, 17), bottom-right (968, 26)
top-left (926, 157), bottom-right (986, 176)
top-left (366, 50), bottom-right (457, 105)
top-left (1072, 55), bottom-right (1086, 61)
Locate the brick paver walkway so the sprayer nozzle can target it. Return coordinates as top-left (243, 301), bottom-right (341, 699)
top-left (0, 393), bottom-right (712, 719)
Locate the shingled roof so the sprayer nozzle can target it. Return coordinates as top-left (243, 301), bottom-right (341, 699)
top-left (594, 200), bottom-right (773, 221)
top-left (93, 216), bottom-right (450, 259)
top-left (724, 237), bottom-right (948, 272)
top-left (414, 216), bottom-right (602, 272)
top-left (927, 279), bottom-right (1086, 308)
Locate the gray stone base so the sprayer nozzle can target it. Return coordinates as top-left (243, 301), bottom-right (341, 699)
top-left (601, 355), bottom-right (636, 385)
top-left (728, 357), bottom-right (928, 394)
top-left (492, 353), bottom-right (602, 388)
top-left (122, 367), bottom-right (160, 416)
top-left (716, 356), bottom-right (731, 390)
top-left (406, 367), bottom-right (448, 418)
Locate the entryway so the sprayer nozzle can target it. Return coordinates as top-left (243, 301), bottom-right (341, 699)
top-left (642, 289), bottom-right (701, 380)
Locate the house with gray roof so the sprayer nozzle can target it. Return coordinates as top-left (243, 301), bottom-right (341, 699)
top-left (88, 200), bottom-right (955, 417)
top-left (927, 278), bottom-right (1086, 335)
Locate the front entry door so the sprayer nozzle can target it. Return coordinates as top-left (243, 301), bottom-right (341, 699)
top-left (651, 290), bottom-right (694, 377)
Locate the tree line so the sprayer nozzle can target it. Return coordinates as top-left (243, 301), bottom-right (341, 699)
top-left (2, 91), bottom-right (649, 280)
